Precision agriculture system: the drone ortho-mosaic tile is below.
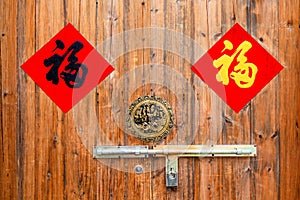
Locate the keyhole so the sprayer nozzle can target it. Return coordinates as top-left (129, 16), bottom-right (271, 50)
top-left (169, 168), bottom-right (176, 179)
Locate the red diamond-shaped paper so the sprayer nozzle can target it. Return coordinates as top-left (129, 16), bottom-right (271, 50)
top-left (191, 23), bottom-right (283, 112)
top-left (21, 23), bottom-right (114, 113)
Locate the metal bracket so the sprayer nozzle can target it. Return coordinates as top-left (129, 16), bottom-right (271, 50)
top-left (93, 144), bottom-right (256, 187)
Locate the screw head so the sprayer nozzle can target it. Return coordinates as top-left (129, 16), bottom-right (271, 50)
top-left (134, 165), bottom-right (144, 174)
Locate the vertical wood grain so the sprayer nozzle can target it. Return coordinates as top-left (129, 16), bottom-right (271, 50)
top-left (35, 0), bottom-right (65, 199)
top-left (0, 0), bottom-right (18, 199)
top-left (17, 0), bottom-right (36, 199)
top-left (0, 0), bottom-right (300, 199)
top-left (250, 0), bottom-right (281, 199)
top-left (96, 1), bottom-right (122, 199)
top-left (279, 0), bottom-right (300, 199)
top-left (220, 1), bottom-right (252, 199)
top-left (192, 0), bottom-right (217, 199)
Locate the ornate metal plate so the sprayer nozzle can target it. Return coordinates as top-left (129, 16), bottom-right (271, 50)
top-left (127, 96), bottom-right (174, 143)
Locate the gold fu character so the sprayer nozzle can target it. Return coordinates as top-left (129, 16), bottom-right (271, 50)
top-left (213, 40), bottom-right (258, 88)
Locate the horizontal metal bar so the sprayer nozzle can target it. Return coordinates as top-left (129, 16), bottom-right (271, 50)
top-left (93, 145), bottom-right (256, 158)
top-left (154, 145), bottom-right (256, 157)
top-left (93, 144), bottom-right (256, 188)
top-left (93, 146), bottom-right (149, 158)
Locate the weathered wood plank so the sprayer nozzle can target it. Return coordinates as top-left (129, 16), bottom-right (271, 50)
top-left (95, 1), bottom-right (122, 199)
top-left (192, 0), bottom-right (217, 199)
top-left (250, 0), bottom-right (281, 199)
top-left (120, 1), bottom-right (152, 199)
top-left (0, 0), bottom-right (18, 199)
top-left (148, 0), bottom-right (169, 198)
top-left (73, 0), bottom-right (98, 199)
top-left (35, 0), bottom-right (65, 199)
top-left (220, 1), bottom-right (252, 200)
top-left (193, 0), bottom-right (226, 199)
top-left (62, 1), bottom-right (100, 199)
top-left (279, 0), bottom-right (300, 199)
top-left (61, 0), bottom-right (82, 196)
top-left (17, 0), bottom-right (36, 199)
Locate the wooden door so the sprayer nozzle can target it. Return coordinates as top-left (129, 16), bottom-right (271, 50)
top-left (0, 0), bottom-right (299, 199)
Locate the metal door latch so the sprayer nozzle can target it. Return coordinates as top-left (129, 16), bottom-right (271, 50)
top-left (93, 144), bottom-right (256, 187)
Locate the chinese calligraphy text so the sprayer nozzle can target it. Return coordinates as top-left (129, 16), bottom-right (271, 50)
top-left (44, 40), bottom-right (88, 88)
top-left (213, 40), bottom-right (258, 88)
